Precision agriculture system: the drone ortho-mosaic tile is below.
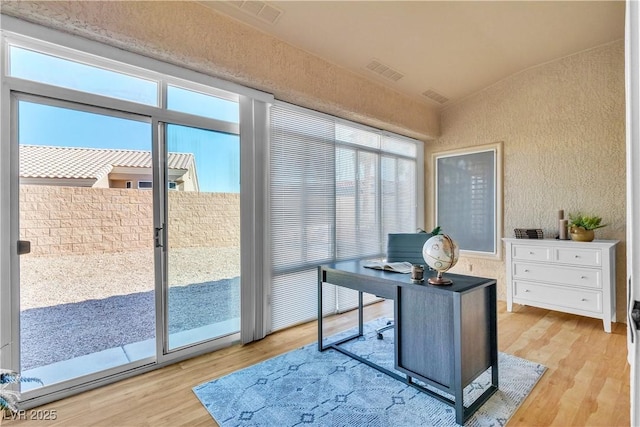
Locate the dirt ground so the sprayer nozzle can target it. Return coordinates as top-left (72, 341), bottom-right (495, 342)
top-left (19, 246), bottom-right (240, 309)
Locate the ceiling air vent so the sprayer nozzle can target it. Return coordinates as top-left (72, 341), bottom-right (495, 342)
top-left (228, 1), bottom-right (283, 25)
top-left (422, 89), bottom-right (449, 104)
top-left (365, 59), bottom-right (404, 82)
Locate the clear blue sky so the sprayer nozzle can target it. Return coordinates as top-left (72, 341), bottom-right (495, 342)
top-left (13, 46), bottom-right (240, 193)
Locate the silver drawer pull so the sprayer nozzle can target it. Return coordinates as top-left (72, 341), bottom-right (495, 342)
top-left (524, 269), bottom-right (530, 273)
top-left (529, 251), bottom-right (534, 255)
top-left (524, 289), bottom-right (530, 292)
top-left (581, 276), bottom-right (588, 279)
top-left (581, 298), bottom-right (588, 301)
top-left (574, 255), bottom-right (580, 258)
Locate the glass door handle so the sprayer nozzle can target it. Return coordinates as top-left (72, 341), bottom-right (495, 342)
top-left (630, 278), bottom-right (639, 344)
top-left (632, 301), bottom-right (640, 330)
top-left (17, 240), bottom-right (31, 255)
top-left (154, 227), bottom-right (164, 248)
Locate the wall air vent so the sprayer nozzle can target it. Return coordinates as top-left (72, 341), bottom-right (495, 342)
top-left (365, 59), bottom-right (404, 82)
top-left (422, 89), bottom-right (449, 104)
top-left (228, 1), bottom-right (283, 25)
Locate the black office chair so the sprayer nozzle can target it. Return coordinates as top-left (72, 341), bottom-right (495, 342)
top-left (376, 232), bottom-right (432, 339)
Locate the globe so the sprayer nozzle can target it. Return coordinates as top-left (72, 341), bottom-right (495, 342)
top-left (422, 234), bottom-right (460, 285)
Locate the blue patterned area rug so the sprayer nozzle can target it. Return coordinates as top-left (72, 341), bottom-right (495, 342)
top-left (193, 319), bottom-right (546, 426)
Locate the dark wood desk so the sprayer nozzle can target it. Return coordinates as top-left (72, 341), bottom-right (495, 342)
top-left (318, 260), bottom-right (498, 425)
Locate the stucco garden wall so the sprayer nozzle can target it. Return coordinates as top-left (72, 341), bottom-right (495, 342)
top-left (428, 41), bottom-right (626, 321)
top-left (167, 191), bottom-right (240, 249)
top-left (19, 185), bottom-right (239, 256)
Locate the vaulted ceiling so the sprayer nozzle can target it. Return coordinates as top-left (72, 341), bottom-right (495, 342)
top-left (201, 1), bottom-right (625, 108)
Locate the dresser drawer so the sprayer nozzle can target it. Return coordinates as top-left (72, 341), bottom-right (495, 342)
top-left (513, 280), bottom-right (602, 313)
top-left (555, 247), bottom-right (601, 267)
top-left (511, 245), bottom-right (551, 262)
top-left (512, 262), bottom-right (601, 289)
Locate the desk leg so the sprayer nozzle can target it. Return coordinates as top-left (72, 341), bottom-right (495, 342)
top-left (317, 267), bottom-right (324, 352)
top-left (453, 293), bottom-right (465, 425)
top-left (358, 291), bottom-right (364, 335)
top-left (490, 283), bottom-right (499, 388)
top-left (318, 268), bottom-right (366, 352)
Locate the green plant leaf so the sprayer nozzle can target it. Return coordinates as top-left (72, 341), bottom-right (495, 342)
top-left (568, 213), bottom-right (607, 230)
top-left (429, 225), bottom-right (442, 235)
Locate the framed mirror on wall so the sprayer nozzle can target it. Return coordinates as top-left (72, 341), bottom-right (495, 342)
top-left (432, 142), bottom-right (503, 259)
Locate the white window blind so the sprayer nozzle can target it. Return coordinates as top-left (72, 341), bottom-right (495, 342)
top-left (382, 156), bottom-right (417, 236)
top-left (270, 106), bottom-right (337, 330)
top-left (270, 103), bottom-right (422, 331)
top-left (335, 147), bottom-right (380, 260)
top-left (270, 107), bottom-right (336, 274)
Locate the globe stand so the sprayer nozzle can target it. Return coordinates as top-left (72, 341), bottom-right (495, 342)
top-left (428, 270), bottom-right (453, 285)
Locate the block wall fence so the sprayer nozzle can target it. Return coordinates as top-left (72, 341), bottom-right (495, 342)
top-left (19, 185), bottom-right (240, 256)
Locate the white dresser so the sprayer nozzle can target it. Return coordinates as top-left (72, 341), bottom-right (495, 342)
top-left (503, 238), bottom-right (619, 332)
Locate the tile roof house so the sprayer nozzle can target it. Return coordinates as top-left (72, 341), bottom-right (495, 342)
top-left (19, 145), bottom-right (199, 191)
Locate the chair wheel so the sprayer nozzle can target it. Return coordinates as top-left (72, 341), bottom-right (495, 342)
top-left (377, 333), bottom-right (383, 340)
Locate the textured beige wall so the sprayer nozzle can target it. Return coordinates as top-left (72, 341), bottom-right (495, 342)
top-left (428, 41), bottom-right (626, 321)
top-left (0, 0), bottom-right (438, 140)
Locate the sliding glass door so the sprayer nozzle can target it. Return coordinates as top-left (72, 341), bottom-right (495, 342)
top-left (13, 97), bottom-right (243, 394)
top-left (2, 20), bottom-right (269, 407)
top-left (3, 30), bottom-right (254, 402)
top-left (17, 98), bottom-right (156, 390)
top-left (13, 97), bottom-right (243, 395)
top-left (164, 124), bottom-right (241, 351)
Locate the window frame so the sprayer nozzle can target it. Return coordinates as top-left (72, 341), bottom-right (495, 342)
top-left (431, 142), bottom-right (503, 259)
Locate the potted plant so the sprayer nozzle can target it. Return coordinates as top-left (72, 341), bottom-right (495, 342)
top-left (568, 213), bottom-right (607, 242)
top-left (1, 369), bottom-right (42, 416)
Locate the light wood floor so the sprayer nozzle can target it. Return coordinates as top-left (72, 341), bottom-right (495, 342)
top-left (1, 301), bottom-right (630, 427)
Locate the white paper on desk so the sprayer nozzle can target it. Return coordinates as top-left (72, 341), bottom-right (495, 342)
top-left (363, 261), bottom-right (412, 274)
